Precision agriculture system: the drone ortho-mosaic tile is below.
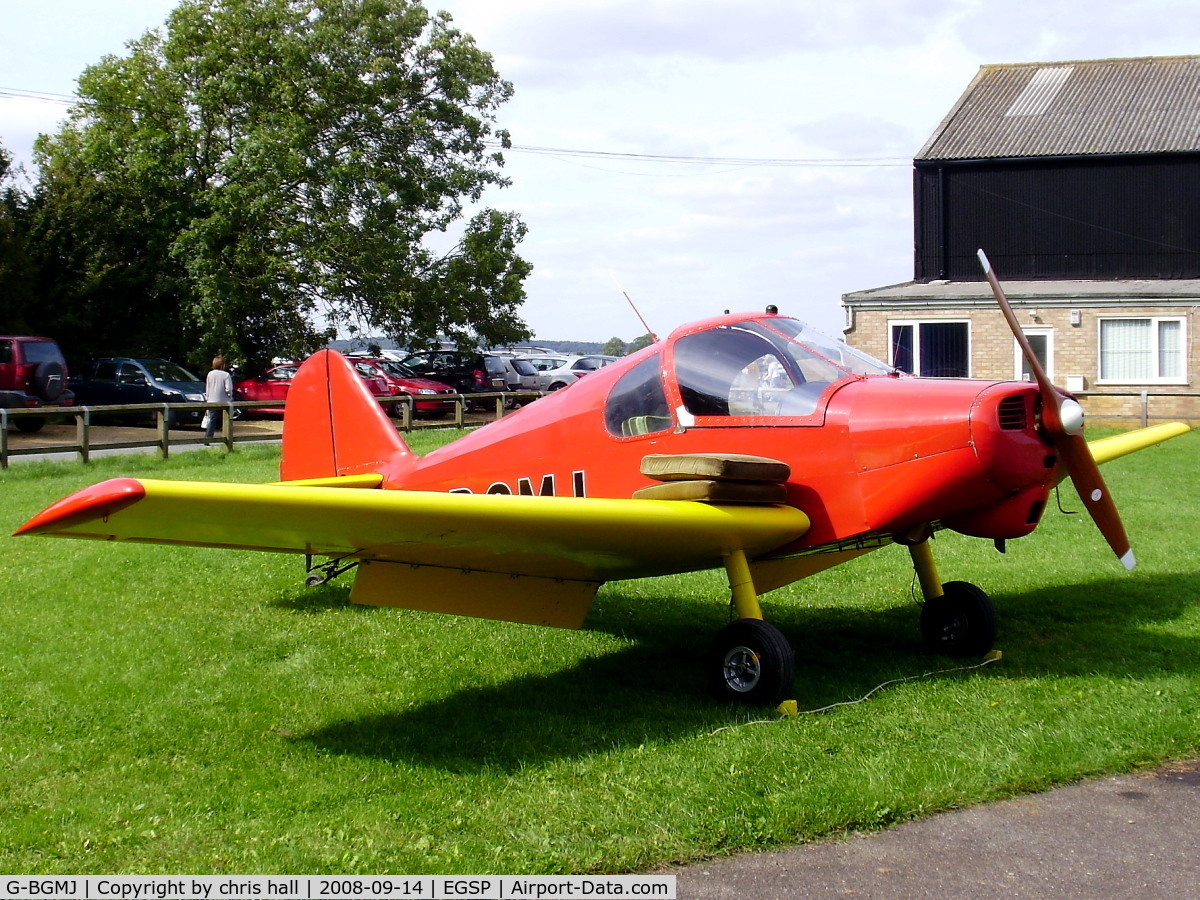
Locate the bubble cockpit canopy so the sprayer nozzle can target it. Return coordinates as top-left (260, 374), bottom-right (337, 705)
top-left (673, 317), bottom-right (892, 418)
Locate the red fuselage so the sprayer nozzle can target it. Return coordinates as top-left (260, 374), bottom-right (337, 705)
top-left (379, 314), bottom-right (1059, 555)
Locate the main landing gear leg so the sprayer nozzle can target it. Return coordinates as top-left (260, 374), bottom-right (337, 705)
top-left (707, 548), bottom-right (795, 706)
top-left (905, 531), bottom-right (997, 658)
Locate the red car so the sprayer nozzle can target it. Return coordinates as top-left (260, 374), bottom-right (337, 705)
top-left (346, 358), bottom-right (457, 417)
top-left (235, 361), bottom-right (391, 416)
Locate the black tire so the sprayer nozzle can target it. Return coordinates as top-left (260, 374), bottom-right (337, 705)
top-left (708, 618), bottom-right (795, 706)
top-left (15, 417), bottom-right (45, 433)
top-left (548, 382), bottom-right (568, 392)
top-left (920, 581), bottom-right (997, 658)
top-left (32, 361), bottom-right (65, 402)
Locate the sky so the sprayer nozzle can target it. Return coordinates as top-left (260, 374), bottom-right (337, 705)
top-left (4, 0), bottom-right (1200, 343)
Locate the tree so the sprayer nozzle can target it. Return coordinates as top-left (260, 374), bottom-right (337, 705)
top-left (601, 336), bottom-right (627, 357)
top-left (0, 145), bottom-right (36, 334)
top-left (20, 133), bottom-right (191, 364)
top-left (628, 333), bottom-right (655, 353)
top-left (34, 0), bottom-right (531, 373)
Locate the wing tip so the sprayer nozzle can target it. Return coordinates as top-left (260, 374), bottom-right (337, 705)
top-left (1120, 548), bottom-right (1136, 570)
top-left (14, 477), bottom-right (146, 536)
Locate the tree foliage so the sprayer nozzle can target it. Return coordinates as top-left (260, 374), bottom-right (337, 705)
top-left (0, 144), bottom-right (37, 334)
top-left (601, 336), bottom-right (627, 357)
top-left (33, 0), bottom-right (531, 372)
top-left (628, 333), bottom-right (655, 353)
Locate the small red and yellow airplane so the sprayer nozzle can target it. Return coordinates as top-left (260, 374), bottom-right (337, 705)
top-left (15, 253), bottom-right (1191, 705)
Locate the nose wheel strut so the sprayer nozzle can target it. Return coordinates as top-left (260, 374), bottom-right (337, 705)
top-left (905, 532), bottom-right (997, 658)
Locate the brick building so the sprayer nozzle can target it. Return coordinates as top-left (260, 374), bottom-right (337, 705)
top-left (842, 56), bottom-right (1200, 424)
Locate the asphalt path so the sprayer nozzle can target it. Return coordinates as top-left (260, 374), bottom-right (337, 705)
top-left (673, 758), bottom-right (1200, 899)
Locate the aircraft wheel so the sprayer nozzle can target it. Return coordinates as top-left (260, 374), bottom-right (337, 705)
top-left (708, 618), bottom-right (794, 706)
top-left (920, 581), bottom-right (997, 658)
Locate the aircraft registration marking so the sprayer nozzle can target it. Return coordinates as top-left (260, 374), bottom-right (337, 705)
top-left (451, 471), bottom-right (588, 498)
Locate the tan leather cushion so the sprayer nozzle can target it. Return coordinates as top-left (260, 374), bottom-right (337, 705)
top-left (639, 453), bottom-right (791, 483)
top-left (632, 479), bottom-right (789, 503)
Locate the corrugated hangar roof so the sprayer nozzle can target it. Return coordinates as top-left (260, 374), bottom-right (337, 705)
top-left (917, 56), bottom-right (1200, 161)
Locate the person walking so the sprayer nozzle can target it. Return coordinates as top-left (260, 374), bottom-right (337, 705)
top-left (205, 356), bottom-right (234, 439)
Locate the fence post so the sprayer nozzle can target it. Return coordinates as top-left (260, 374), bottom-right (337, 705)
top-left (224, 403), bottom-right (235, 451)
top-left (454, 396), bottom-right (464, 428)
top-left (400, 397), bottom-right (413, 433)
top-left (495, 394), bottom-right (505, 419)
top-left (158, 405), bottom-right (170, 459)
top-left (0, 408), bottom-right (8, 469)
top-left (77, 407), bottom-right (91, 463)
top-left (1140, 390), bottom-right (1148, 428)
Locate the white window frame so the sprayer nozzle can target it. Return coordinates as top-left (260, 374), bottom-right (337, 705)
top-left (1014, 327), bottom-right (1054, 382)
top-left (1095, 315), bottom-right (1187, 385)
top-left (888, 319), bottom-right (972, 378)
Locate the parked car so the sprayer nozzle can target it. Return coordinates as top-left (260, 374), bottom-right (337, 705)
top-left (233, 363), bottom-right (301, 415)
top-left (235, 361), bottom-right (390, 415)
top-left (482, 352), bottom-right (523, 392)
top-left (346, 358), bottom-right (457, 417)
top-left (71, 358), bottom-right (206, 425)
top-left (400, 350), bottom-right (507, 406)
top-left (0, 336), bottom-right (75, 432)
top-left (516, 355), bottom-right (619, 392)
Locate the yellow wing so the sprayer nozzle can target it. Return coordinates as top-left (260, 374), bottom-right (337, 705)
top-left (16, 476), bottom-right (809, 628)
top-left (1088, 422), bottom-right (1191, 465)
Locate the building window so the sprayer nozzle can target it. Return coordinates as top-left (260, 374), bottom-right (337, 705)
top-left (889, 320), bottom-right (970, 377)
top-left (1098, 317), bottom-right (1186, 384)
top-left (1014, 327), bottom-right (1054, 382)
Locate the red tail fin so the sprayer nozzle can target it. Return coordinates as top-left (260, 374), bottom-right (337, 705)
top-left (280, 350), bottom-right (415, 481)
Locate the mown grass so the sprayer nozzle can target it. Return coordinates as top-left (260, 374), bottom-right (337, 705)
top-left (1, 429), bottom-right (1198, 874)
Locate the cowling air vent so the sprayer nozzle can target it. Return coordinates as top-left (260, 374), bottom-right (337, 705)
top-left (998, 394), bottom-right (1028, 430)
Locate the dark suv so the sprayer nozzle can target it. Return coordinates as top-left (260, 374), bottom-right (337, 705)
top-left (400, 350), bottom-right (508, 398)
top-left (72, 358), bottom-right (208, 425)
top-left (0, 336), bottom-right (75, 433)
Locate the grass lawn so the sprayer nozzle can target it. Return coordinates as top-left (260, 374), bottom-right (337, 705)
top-left (1, 428), bottom-right (1198, 874)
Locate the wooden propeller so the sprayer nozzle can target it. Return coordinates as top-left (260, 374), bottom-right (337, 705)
top-left (977, 250), bottom-right (1134, 569)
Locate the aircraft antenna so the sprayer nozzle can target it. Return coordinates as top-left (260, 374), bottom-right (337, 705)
top-left (622, 291), bottom-right (658, 343)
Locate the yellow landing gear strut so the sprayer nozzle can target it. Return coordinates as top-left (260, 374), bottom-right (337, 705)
top-left (707, 548), bottom-right (794, 707)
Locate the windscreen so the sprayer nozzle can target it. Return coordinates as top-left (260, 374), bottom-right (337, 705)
top-left (762, 318), bottom-right (892, 376)
top-left (379, 361), bottom-right (418, 378)
top-left (139, 359), bottom-right (200, 383)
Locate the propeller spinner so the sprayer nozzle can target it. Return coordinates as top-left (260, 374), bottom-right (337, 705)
top-left (977, 250), bottom-right (1135, 569)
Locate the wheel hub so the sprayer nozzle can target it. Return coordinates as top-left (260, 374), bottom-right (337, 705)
top-left (722, 646), bottom-right (762, 692)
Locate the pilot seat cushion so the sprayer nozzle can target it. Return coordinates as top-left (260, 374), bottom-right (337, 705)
top-left (632, 479), bottom-right (789, 503)
top-left (639, 453), bottom-right (791, 483)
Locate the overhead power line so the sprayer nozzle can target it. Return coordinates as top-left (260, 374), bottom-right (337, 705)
top-left (1, 85), bottom-right (913, 169)
top-left (0, 86), bottom-right (75, 103)
top-left (488, 142), bottom-right (911, 168)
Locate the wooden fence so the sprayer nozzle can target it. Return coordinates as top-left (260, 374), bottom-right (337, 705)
top-left (0, 391), bottom-right (539, 468)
